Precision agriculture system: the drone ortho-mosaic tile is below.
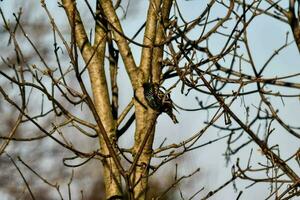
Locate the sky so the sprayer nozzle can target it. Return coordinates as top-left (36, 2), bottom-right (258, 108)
top-left (0, 0), bottom-right (299, 199)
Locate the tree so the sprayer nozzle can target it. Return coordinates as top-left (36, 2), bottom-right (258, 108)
top-left (0, 0), bottom-right (299, 199)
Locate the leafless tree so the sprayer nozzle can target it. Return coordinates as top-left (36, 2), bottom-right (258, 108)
top-left (0, 0), bottom-right (299, 199)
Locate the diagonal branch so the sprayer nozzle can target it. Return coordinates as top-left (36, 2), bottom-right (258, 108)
top-left (194, 67), bottom-right (299, 183)
top-left (100, 0), bottom-right (139, 87)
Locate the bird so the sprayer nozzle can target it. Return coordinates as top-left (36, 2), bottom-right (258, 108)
top-left (143, 82), bottom-right (178, 124)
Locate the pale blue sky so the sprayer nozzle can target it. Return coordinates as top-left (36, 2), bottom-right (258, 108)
top-left (0, 0), bottom-right (299, 199)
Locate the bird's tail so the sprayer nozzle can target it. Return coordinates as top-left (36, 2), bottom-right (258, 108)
top-left (167, 111), bottom-right (178, 124)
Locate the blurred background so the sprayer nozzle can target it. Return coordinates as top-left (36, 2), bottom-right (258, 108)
top-left (0, 0), bottom-right (299, 199)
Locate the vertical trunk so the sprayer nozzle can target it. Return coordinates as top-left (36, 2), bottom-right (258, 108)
top-left (62, 0), bottom-right (122, 198)
top-left (93, 3), bottom-right (122, 199)
top-left (131, 0), bottom-right (160, 198)
top-left (132, 86), bottom-right (157, 199)
top-left (131, 0), bottom-right (172, 198)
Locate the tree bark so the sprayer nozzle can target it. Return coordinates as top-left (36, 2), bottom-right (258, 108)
top-left (62, 0), bottom-right (122, 198)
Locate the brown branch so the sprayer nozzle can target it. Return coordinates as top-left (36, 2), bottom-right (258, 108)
top-left (6, 153), bottom-right (35, 200)
top-left (100, 0), bottom-right (139, 87)
top-left (194, 67), bottom-right (300, 183)
top-left (139, 0), bottom-right (160, 80)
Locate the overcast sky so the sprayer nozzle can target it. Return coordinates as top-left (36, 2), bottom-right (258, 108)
top-left (0, 0), bottom-right (299, 199)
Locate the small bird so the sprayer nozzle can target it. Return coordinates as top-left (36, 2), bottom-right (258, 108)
top-left (143, 82), bottom-right (178, 123)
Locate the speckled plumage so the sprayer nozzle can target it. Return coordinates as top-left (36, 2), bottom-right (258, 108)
top-left (143, 83), bottom-right (178, 124)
